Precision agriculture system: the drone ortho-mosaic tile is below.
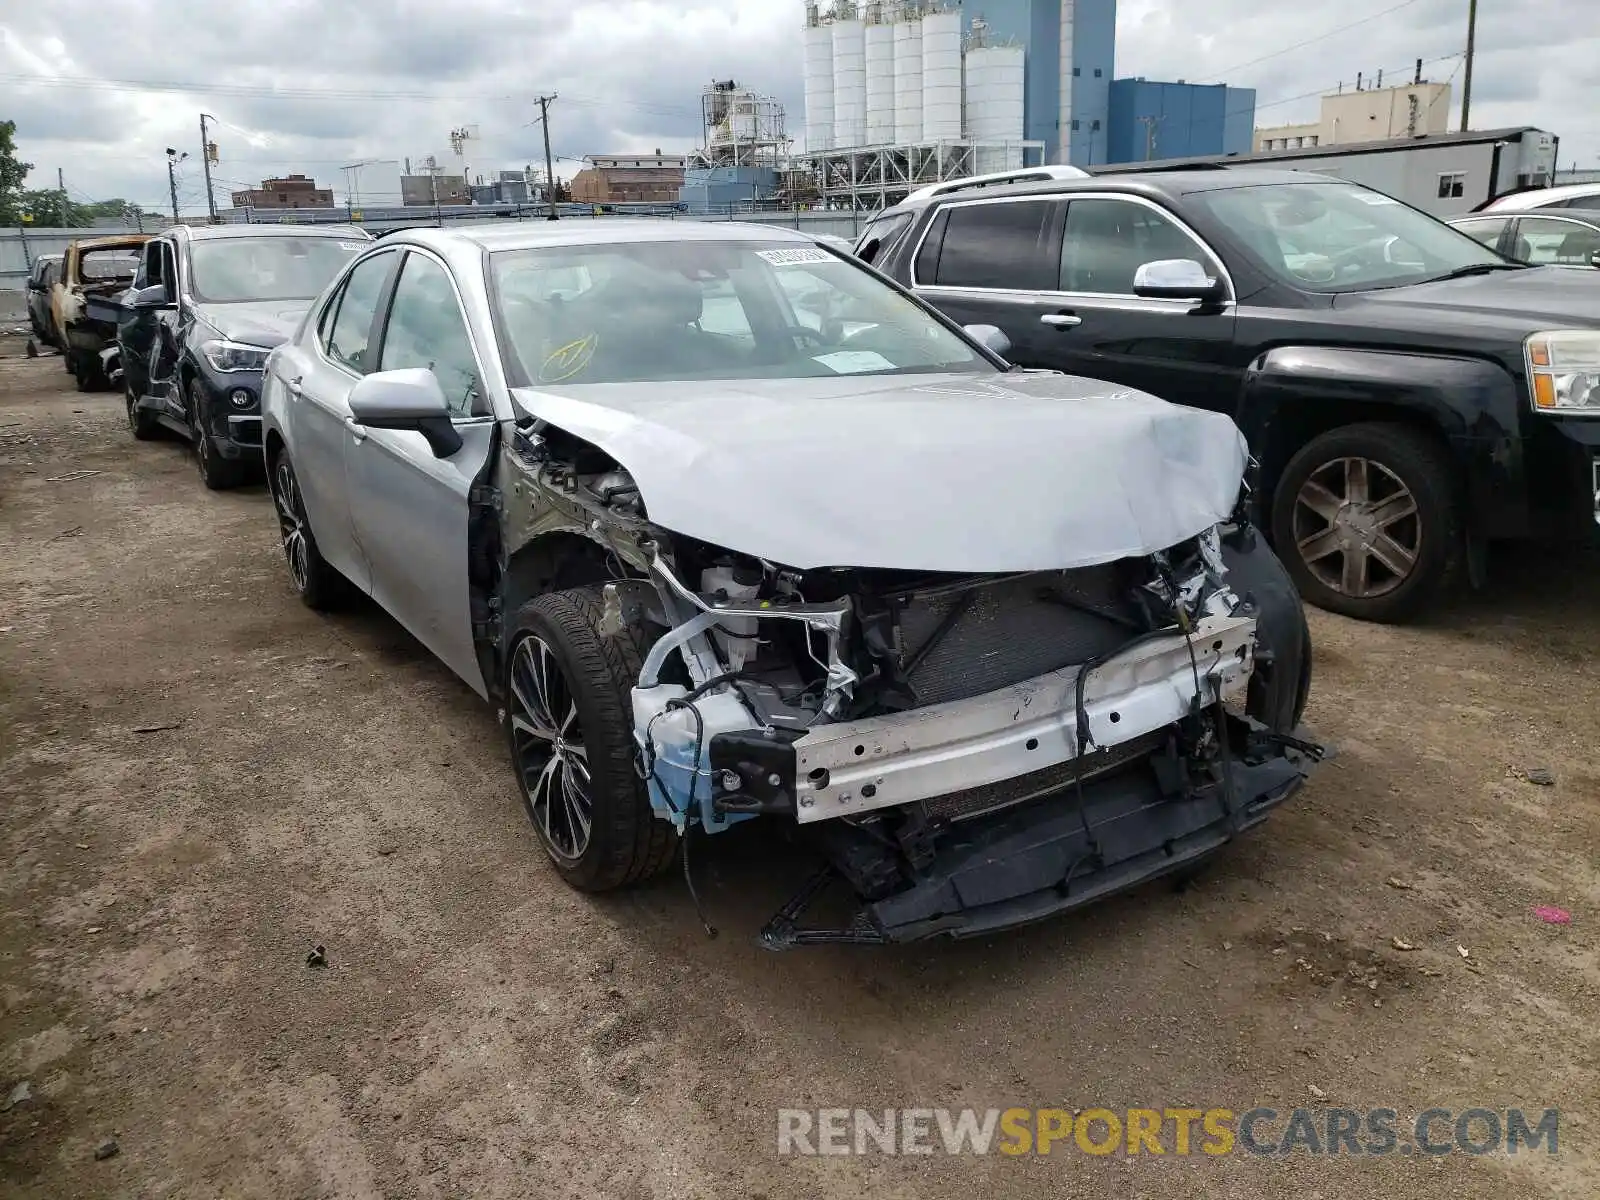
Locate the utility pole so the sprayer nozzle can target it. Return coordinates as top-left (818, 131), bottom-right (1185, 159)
top-left (1137, 114), bottom-right (1162, 162)
top-left (1460, 0), bottom-right (1478, 132)
top-left (57, 168), bottom-right (68, 227)
top-left (200, 114), bottom-right (218, 222)
top-left (535, 94), bottom-right (560, 220)
top-left (165, 148), bottom-right (186, 223)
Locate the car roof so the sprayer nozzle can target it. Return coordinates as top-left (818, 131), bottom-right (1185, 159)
top-left (1484, 182), bottom-right (1600, 212)
top-left (1453, 208), bottom-right (1600, 227)
top-left (389, 219), bottom-right (819, 255)
top-left (178, 223), bottom-right (371, 242)
top-left (890, 166), bottom-right (1347, 210)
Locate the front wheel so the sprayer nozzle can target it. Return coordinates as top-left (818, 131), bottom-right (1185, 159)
top-left (191, 380), bottom-right (247, 491)
top-left (269, 451), bottom-right (349, 611)
top-left (125, 380), bottom-right (160, 441)
top-left (1271, 422), bottom-right (1461, 624)
top-left (503, 586), bottom-right (676, 892)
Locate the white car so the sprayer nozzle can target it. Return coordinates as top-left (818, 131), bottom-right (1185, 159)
top-left (260, 220), bottom-right (1317, 946)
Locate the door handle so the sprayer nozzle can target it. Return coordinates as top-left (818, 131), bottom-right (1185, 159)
top-left (344, 416), bottom-right (367, 443)
top-left (286, 377), bottom-right (304, 398)
top-left (1040, 313), bottom-right (1082, 329)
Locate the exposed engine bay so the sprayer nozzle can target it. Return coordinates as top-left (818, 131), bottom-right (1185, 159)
top-left (498, 416), bottom-right (1320, 946)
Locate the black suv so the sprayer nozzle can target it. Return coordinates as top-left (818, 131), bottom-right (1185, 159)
top-left (118, 224), bottom-right (371, 489)
top-left (860, 168), bottom-right (1600, 622)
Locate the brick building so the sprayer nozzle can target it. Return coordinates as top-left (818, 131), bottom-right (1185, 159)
top-left (570, 153), bottom-right (686, 204)
top-left (229, 175), bottom-right (335, 209)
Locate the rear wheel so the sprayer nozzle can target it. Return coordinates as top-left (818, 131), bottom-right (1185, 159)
top-left (504, 586), bottom-right (676, 892)
top-left (270, 451), bottom-right (349, 611)
top-left (190, 379), bottom-right (247, 491)
top-left (1271, 422), bottom-right (1460, 624)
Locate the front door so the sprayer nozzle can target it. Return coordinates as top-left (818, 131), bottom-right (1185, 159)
top-left (344, 249), bottom-right (495, 696)
top-left (1035, 195), bottom-right (1240, 413)
top-left (281, 247), bottom-right (402, 593)
top-left (119, 239), bottom-right (174, 399)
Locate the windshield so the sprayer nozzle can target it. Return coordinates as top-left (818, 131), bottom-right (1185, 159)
top-left (187, 236), bottom-right (366, 303)
top-left (490, 239), bottom-right (989, 385)
top-left (1189, 182), bottom-right (1509, 291)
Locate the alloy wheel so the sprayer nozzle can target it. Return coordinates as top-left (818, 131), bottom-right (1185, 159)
top-left (273, 460), bottom-right (310, 594)
top-left (508, 635), bottom-right (593, 862)
top-left (191, 385), bottom-right (213, 480)
top-left (1292, 456), bottom-right (1421, 599)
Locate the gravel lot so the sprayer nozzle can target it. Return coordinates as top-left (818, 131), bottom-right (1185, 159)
top-left (2, 339), bottom-right (1597, 1199)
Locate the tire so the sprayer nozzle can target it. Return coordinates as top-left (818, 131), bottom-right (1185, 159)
top-left (125, 379), bottom-right (160, 441)
top-left (503, 586), bottom-right (676, 892)
top-left (269, 451), bottom-right (349, 611)
top-left (1271, 422), bottom-right (1461, 624)
top-left (72, 351), bottom-right (101, 392)
top-left (190, 379), bottom-right (247, 491)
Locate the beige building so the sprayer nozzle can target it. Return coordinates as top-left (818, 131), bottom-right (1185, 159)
top-left (1257, 81), bottom-right (1452, 153)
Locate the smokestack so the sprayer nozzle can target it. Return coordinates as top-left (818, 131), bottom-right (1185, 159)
top-left (1356, 71), bottom-right (1363, 91)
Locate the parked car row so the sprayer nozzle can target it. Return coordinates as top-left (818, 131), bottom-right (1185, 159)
top-left (853, 167), bottom-right (1600, 624)
top-left (102, 212), bottom-right (1325, 946)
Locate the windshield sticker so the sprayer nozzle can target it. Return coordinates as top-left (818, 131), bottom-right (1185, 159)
top-left (1354, 193), bottom-right (1401, 205)
top-left (814, 350), bottom-right (896, 374)
top-left (757, 247), bottom-right (835, 266)
top-left (338, 241), bottom-right (368, 250)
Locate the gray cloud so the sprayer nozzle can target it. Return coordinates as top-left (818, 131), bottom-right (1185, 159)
top-left (2, 0), bottom-right (1592, 212)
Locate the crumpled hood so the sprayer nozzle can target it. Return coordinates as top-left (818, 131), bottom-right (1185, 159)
top-left (197, 300), bottom-right (311, 350)
top-left (511, 371), bottom-right (1248, 573)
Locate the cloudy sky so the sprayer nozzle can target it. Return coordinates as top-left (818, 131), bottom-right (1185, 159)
top-left (2, 0), bottom-right (1594, 213)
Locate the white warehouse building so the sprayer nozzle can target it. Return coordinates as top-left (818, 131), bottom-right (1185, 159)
top-left (801, 1), bottom-right (1042, 207)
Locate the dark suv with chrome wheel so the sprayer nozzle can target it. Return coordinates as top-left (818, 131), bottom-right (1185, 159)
top-left (117, 223), bottom-right (371, 489)
top-left (860, 168), bottom-right (1600, 623)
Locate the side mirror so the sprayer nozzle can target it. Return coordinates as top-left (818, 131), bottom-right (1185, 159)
top-left (964, 323), bottom-right (1012, 359)
top-left (1132, 258), bottom-right (1226, 304)
top-left (26, 279), bottom-right (44, 293)
top-left (130, 283), bottom-right (174, 310)
top-left (348, 368), bottom-right (463, 459)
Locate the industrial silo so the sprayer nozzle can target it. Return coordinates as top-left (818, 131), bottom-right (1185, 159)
top-left (864, 5), bottom-right (896, 145)
top-left (803, 5), bottom-right (835, 152)
top-left (967, 39), bottom-right (1026, 171)
top-left (920, 7), bottom-right (962, 142)
top-left (892, 11), bottom-right (923, 144)
top-left (832, 10), bottom-right (867, 149)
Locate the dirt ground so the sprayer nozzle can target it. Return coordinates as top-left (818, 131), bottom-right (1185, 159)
top-left (1, 337), bottom-right (1597, 1200)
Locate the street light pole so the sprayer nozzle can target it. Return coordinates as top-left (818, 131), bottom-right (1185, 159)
top-left (1459, 0), bottom-right (1478, 132)
top-left (165, 148), bottom-right (187, 223)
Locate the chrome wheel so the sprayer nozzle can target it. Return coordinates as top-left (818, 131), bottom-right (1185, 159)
top-left (190, 383), bottom-right (213, 478)
top-left (273, 460), bottom-right (310, 594)
top-left (508, 635), bottom-right (592, 862)
top-left (1293, 456), bottom-right (1421, 599)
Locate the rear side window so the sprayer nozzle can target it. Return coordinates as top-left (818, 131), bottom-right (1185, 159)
top-left (321, 251), bottom-right (395, 375)
top-left (1453, 217), bottom-right (1508, 249)
top-left (929, 200), bottom-right (1054, 289)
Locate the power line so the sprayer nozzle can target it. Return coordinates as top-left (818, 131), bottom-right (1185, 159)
top-left (1199, 0), bottom-right (1429, 81)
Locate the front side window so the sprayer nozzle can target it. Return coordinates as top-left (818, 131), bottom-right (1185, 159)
top-left (1060, 198), bottom-right (1217, 294)
top-left (1189, 182), bottom-right (1507, 291)
top-left (322, 250), bottom-right (395, 375)
top-left (1515, 218), bottom-right (1600, 267)
top-left (930, 200), bottom-right (1054, 290)
top-left (491, 240), bottom-right (988, 386)
top-left (188, 236), bottom-right (365, 303)
top-left (378, 254), bottom-right (483, 416)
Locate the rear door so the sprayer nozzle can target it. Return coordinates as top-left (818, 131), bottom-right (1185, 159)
top-left (282, 247), bottom-right (402, 593)
top-left (908, 196), bottom-right (1063, 366)
top-left (344, 248), bottom-right (497, 696)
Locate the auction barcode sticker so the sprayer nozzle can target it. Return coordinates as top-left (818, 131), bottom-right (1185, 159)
top-left (756, 247), bottom-right (835, 266)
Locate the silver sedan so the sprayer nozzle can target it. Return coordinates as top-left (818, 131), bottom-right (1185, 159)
top-left (259, 220), bottom-right (1315, 946)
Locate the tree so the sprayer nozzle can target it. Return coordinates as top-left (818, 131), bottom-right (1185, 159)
top-left (0, 120), bottom-right (33, 225)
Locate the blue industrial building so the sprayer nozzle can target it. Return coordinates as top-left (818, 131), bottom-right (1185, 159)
top-left (1105, 78), bottom-right (1257, 164)
top-left (680, 165), bottom-right (779, 214)
top-left (958, 0), bottom-right (1117, 166)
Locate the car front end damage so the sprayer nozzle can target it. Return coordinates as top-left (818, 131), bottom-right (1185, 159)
top-left (497, 399), bottom-right (1321, 947)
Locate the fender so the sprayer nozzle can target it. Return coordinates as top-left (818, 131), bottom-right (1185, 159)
top-left (1235, 345), bottom-right (1530, 541)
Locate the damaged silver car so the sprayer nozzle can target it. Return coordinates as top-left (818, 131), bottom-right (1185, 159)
top-left (260, 222), bottom-right (1320, 946)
